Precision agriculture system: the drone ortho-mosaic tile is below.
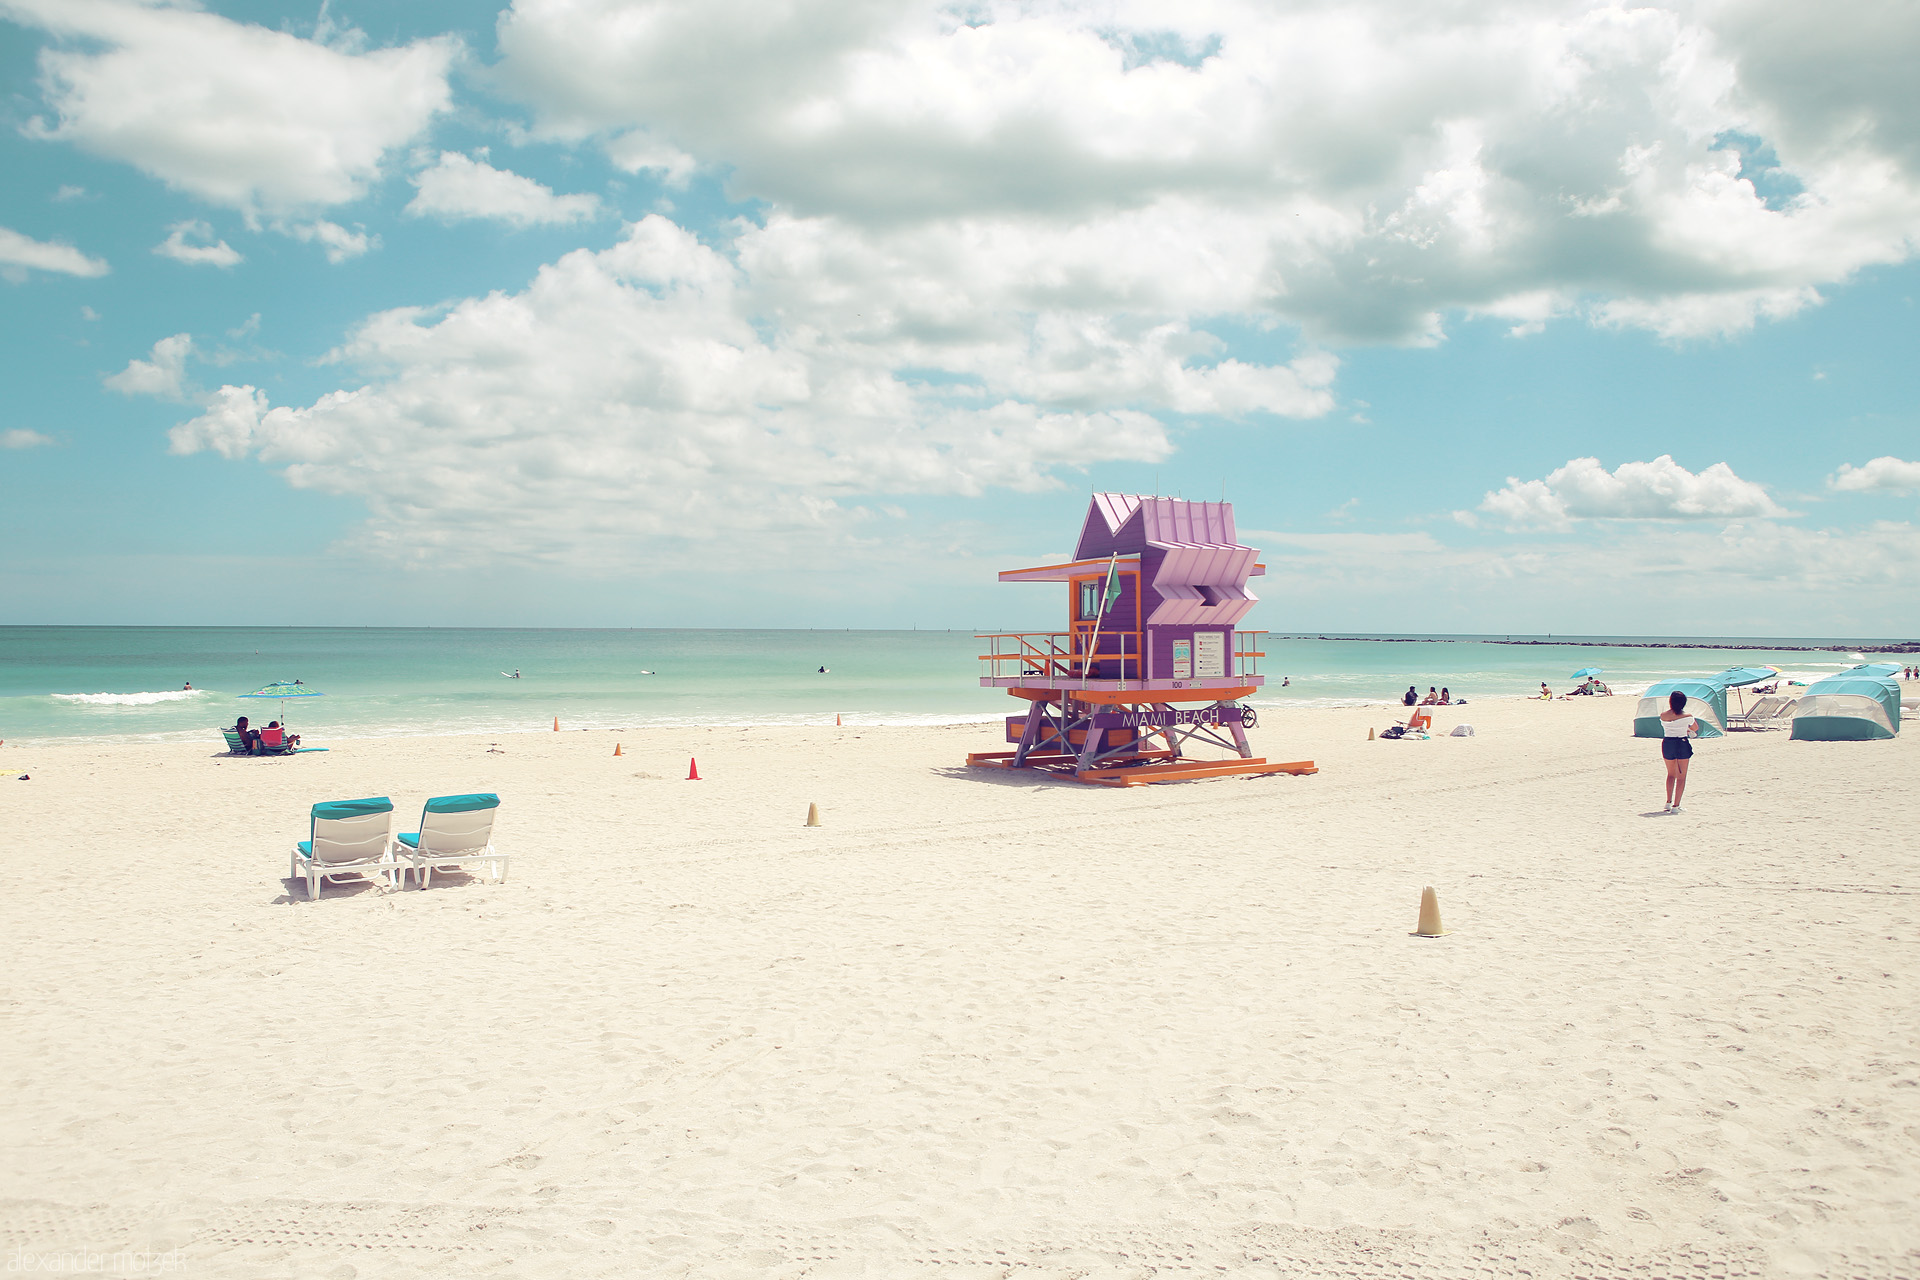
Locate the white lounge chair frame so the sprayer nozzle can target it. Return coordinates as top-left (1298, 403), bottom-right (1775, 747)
top-left (291, 796), bottom-right (398, 900)
top-left (398, 793), bottom-right (506, 890)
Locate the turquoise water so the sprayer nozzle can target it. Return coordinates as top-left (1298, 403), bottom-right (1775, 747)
top-left (0, 626), bottom-right (1907, 744)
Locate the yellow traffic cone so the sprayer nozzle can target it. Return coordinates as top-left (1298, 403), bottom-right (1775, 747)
top-left (805, 802), bottom-right (821, 827)
top-left (1411, 886), bottom-right (1449, 937)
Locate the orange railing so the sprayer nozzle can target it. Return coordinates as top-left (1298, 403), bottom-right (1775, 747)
top-left (1236, 631), bottom-right (1263, 678)
top-left (977, 631), bottom-right (1265, 683)
top-left (976, 631), bottom-right (1141, 683)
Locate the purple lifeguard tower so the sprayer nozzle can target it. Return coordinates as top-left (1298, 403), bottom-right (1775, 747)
top-left (967, 493), bottom-right (1317, 786)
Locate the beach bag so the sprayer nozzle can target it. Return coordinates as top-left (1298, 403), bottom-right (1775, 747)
top-left (1451, 724), bottom-right (1474, 736)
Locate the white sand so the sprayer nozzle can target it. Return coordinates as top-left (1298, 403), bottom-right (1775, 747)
top-left (2, 697), bottom-right (1916, 1278)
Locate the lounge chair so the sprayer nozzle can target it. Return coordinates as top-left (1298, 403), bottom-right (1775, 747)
top-left (221, 729), bottom-right (249, 755)
top-left (1733, 695), bottom-right (1796, 730)
top-left (291, 796), bottom-right (397, 900)
top-left (397, 793), bottom-right (505, 890)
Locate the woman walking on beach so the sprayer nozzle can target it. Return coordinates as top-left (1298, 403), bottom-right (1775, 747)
top-left (1659, 689), bottom-right (1699, 813)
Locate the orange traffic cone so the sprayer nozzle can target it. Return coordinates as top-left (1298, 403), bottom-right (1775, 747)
top-left (805, 802), bottom-right (820, 827)
top-left (836, 713), bottom-right (842, 726)
top-left (613, 742), bottom-right (622, 756)
top-left (553, 716), bottom-right (559, 732)
top-left (1411, 886), bottom-right (1449, 937)
top-left (687, 757), bottom-right (700, 781)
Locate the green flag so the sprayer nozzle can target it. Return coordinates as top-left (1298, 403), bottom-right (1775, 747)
top-left (1100, 554), bottom-right (1121, 614)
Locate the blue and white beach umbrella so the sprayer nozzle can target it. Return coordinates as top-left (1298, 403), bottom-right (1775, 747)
top-left (238, 679), bottom-right (324, 725)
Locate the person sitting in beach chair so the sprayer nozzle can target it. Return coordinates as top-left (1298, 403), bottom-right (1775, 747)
top-left (228, 716), bottom-right (262, 753)
top-left (258, 721), bottom-right (301, 753)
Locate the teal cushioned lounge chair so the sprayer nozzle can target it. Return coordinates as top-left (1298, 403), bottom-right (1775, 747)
top-left (290, 796), bottom-right (397, 900)
top-left (397, 793), bottom-right (505, 890)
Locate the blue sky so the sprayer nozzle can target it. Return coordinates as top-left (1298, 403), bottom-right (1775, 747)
top-left (2, 0), bottom-right (1917, 635)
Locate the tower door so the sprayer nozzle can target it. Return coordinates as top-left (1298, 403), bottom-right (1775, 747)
top-left (1070, 572), bottom-right (1136, 680)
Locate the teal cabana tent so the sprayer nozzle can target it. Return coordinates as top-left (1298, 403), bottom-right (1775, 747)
top-left (1790, 664), bottom-right (1902, 741)
top-left (1634, 679), bottom-right (1728, 739)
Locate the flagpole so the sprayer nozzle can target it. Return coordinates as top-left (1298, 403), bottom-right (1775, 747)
top-left (1082, 553), bottom-right (1119, 691)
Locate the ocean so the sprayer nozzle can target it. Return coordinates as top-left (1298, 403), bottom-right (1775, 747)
top-left (0, 626), bottom-right (1906, 745)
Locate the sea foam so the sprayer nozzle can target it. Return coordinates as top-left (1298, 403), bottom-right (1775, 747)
top-left (51, 690), bottom-right (207, 707)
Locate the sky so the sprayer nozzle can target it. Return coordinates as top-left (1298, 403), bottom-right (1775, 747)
top-left (1, 0), bottom-right (1917, 636)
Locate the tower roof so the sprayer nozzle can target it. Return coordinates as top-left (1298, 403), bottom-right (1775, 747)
top-left (1074, 494), bottom-right (1248, 560)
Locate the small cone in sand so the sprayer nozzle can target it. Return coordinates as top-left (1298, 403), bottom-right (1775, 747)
top-left (687, 757), bottom-right (701, 781)
top-left (805, 802), bottom-right (820, 827)
top-left (1411, 886), bottom-right (1449, 937)
top-left (836, 713), bottom-right (842, 726)
top-left (613, 742), bottom-right (622, 756)
top-left (1368, 726), bottom-right (1375, 740)
top-left (553, 716), bottom-right (559, 732)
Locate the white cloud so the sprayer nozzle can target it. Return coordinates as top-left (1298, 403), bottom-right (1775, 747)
top-left (105, 333), bottom-right (193, 401)
top-left (154, 220), bottom-right (242, 268)
top-left (283, 220), bottom-right (376, 263)
top-left (168, 215), bottom-right (1331, 565)
top-left (604, 130), bottom-right (697, 187)
top-left (170, 384), bottom-right (267, 459)
top-left (1830, 456), bottom-right (1920, 495)
top-left (2, 428), bottom-right (55, 449)
top-left (1474, 456), bottom-right (1789, 531)
top-left (492, 0), bottom-right (1920, 343)
top-left (0, 224), bottom-right (107, 278)
top-left (405, 152), bottom-right (601, 227)
top-left (1250, 519), bottom-right (1920, 633)
top-left (11, 0), bottom-right (455, 216)
top-left (51, 184), bottom-right (84, 201)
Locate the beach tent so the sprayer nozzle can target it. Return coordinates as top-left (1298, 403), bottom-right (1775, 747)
top-left (1790, 664), bottom-right (1902, 741)
top-left (1634, 679), bottom-right (1727, 739)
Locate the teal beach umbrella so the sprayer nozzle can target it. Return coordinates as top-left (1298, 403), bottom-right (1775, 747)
top-left (238, 679), bottom-right (325, 725)
top-left (1571, 666), bottom-right (1603, 679)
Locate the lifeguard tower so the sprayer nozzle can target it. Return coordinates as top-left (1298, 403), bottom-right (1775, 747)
top-left (967, 493), bottom-right (1317, 786)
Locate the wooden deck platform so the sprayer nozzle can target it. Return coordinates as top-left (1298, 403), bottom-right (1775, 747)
top-left (965, 749), bottom-right (1318, 786)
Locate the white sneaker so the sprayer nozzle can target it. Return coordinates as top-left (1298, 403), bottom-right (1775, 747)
top-left (1669, 805), bottom-right (1683, 813)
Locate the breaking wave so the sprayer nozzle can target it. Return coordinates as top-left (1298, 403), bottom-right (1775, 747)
top-left (51, 689), bottom-right (208, 707)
